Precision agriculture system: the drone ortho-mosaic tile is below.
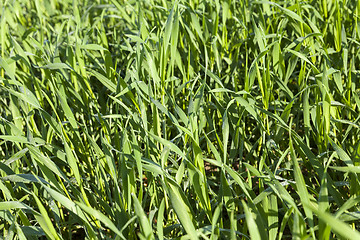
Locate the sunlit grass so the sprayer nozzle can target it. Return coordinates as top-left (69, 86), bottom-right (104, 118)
top-left (1, 0), bottom-right (360, 239)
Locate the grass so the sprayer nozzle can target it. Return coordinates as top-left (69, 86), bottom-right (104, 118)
top-left (1, 0), bottom-right (360, 239)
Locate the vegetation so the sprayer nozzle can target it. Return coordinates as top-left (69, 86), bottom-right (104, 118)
top-left (1, 0), bottom-right (360, 239)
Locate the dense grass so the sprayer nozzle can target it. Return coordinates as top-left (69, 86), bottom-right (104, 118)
top-left (1, 0), bottom-right (360, 239)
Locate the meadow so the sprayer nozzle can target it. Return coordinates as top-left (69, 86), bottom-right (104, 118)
top-left (1, 0), bottom-right (360, 239)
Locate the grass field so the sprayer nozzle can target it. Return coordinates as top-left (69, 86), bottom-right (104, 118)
top-left (1, 0), bottom-right (360, 239)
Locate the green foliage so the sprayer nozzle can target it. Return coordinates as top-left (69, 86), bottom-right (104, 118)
top-left (1, 0), bottom-right (360, 239)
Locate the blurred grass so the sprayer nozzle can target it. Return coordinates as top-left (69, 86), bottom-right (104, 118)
top-left (1, 0), bottom-right (360, 239)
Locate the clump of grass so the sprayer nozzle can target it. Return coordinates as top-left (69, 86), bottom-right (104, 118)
top-left (1, 0), bottom-right (360, 239)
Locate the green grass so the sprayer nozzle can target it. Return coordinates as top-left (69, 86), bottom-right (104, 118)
top-left (1, 0), bottom-right (360, 239)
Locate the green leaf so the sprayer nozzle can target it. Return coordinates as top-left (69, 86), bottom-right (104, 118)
top-left (306, 203), bottom-right (360, 239)
top-left (76, 201), bottom-right (123, 237)
top-left (166, 179), bottom-right (198, 239)
top-left (132, 194), bottom-right (153, 239)
top-left (242, 200), bottom-right (261, 240)
top-left (0, 201), bottom-right (33, 211)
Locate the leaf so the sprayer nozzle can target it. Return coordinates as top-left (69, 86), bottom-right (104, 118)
top-left (132, 194), bottom-right (153, 239)
top-left (76, 201), bottom-right (123, 237)
top-left (32, 194), bottom-right (61, 240)
top-left (1, 174), bottom-right (49, 184)
top-left (166, 179), bottom-right (198, 239)
top-left (0, 56), bottom-right (16, 81)
top-left (80, 44), bottom-right (107, 51)
top-left (242, 200), bottom-right (261, 240)
top-left (328, 138), bottom-right (354, 166)
top-left (0, 201), bottom-right (33, 211)
top-left (306, 203), bottom-right (360, 239)
top-left (4, 148), bottom-right (29, 165)
top-left (5, 87), bottom-right (41, 109)
top-left (40, 63), bottom-right (71, 70)
top-left (90, 70), bottom-right (116, 92)
top-left (0, 135), bottom-right (30, 144)
top-left (330, 166), bottom-right (360, 173)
